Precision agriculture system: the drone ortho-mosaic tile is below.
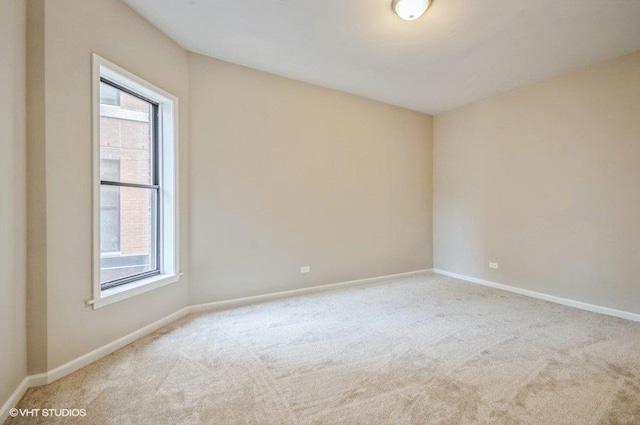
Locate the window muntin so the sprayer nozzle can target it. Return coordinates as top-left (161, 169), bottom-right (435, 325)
top-left (99, 79), bottom-right (160, 289)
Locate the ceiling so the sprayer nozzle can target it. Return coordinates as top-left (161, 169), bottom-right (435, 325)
top-left (123, 0), bottom-right (640, 115)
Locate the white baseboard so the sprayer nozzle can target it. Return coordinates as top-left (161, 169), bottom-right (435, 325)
top-left (433, 269), bottom-right (640, 323)
top-left (0, 377), bottom-right (29, 424)
top-left (3, 268), bottom-right (432, 417)
top-left (29, 307), bottom-right (191, 388)
top-left (189, 269), bottom-right (432, 314)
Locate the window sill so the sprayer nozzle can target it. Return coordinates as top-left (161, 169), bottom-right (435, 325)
top-left (89, 273), bottom-right (180, 309)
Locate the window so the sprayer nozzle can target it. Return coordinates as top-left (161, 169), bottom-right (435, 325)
top-left (91, 54), bottom-right (179, 309)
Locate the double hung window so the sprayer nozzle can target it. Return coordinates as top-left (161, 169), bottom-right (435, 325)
top-left (91, 54), bottom-right (179, 309)
top-left (99, 79), bottom-right (160, 289)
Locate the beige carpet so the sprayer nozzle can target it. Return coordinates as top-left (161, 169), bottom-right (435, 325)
top-left (7, 272), bottom-right (640, 424)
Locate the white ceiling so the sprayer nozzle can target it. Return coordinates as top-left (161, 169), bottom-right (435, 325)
top-left (123, 0), bottom-right (640, 114)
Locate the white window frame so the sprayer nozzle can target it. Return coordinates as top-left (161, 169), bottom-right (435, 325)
top-left (89, 54), bottom-right (180, 309)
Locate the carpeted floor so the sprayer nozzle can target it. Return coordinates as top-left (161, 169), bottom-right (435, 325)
top-left (7, 272), bottom-right (640, 424)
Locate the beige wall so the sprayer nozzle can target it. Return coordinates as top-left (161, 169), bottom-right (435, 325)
top-left (26, 0), bottom-right (48, 375)
top-left (27, 0), bottom-right (190, 371)
top-left (21, 0), bottom-right (432, 379)
top-left (434, 50), bottom-right (640, 314)
top-left (0, 0), bottom-right (27, 407)
top-left (188, 54), bottom-right (433, 304)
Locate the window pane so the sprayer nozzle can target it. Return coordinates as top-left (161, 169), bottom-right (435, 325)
top-left (100, 186), bottom-right (158, 285)
top-left (101, 158), bottom-right (120, 182)
top-left (99, 83), bottom-right (154, 185)
top-left (100, 185), bottom-right (120, 253)
top-left (99, 82), bottom-right (120, 106)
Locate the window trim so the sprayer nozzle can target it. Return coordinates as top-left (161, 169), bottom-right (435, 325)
top-left (90, 53), bottom-right (180, 309)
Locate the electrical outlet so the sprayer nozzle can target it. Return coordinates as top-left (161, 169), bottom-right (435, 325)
top-left (489, 262), bottom-right (498, 269)
top-left (300, 266), bottom-right (311, 273)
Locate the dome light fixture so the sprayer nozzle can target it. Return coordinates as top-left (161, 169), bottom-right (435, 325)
top-left (392, 0), bottom-right (431, 21)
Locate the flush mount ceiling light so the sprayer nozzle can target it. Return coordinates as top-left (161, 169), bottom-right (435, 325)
top-left (392, 0), bottom-right (431, 21)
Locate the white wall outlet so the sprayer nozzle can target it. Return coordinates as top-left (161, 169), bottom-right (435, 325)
top-left (489, 262), bottom-right (499, 269)
top-left (300, 266), bottom-right (311, 273)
